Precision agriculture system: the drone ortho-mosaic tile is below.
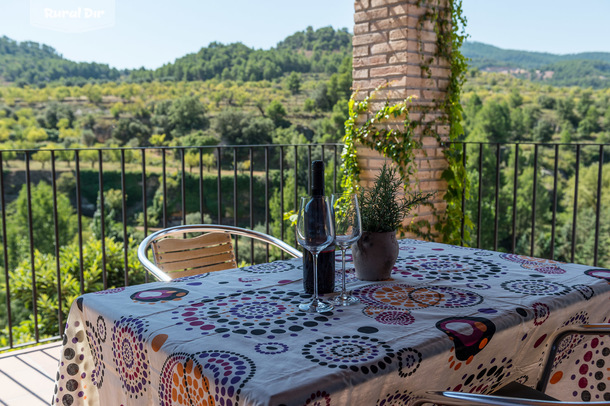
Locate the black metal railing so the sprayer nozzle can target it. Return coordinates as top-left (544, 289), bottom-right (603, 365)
top-left (1, 140), bottom-right (609, 351)
top-left (0, 143), bottom-right (341, 351)
top-left (455, 141), bottom-right (609, 268)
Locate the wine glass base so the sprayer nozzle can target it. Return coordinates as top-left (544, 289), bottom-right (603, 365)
top-left (333, 293), bottom-right (360, 306)
top-left (299, 299), bottom-right (334, 313)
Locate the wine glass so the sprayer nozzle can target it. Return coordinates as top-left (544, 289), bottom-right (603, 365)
top-left (296, 196), bottom-right (335, 313)
top-left (331, 193), bottom-right (362, 306)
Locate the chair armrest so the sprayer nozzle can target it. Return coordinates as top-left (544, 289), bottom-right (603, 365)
top-left (412, 390), bottom-right (608, 405)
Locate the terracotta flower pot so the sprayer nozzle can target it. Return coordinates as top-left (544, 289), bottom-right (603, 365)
top-left (352, 231), bottom-right (398, 281)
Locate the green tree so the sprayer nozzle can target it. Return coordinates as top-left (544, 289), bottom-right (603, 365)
top-left (167, 95), bottom-right (209, 138)
top-left (2, 237), bottom-right (144, 344)
top-left (4, 182), bottom-right (77, 267)
top-left (266, 99), bottom-right (289, 128)
top-left (286, 72), bottom-right (302, 94)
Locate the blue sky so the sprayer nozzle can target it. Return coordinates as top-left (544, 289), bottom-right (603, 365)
top-left (1, 0), bottom-right (609, 70)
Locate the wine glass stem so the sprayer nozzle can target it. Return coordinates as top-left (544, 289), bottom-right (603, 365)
top-left (312, 252), bottom-right (320, 302)
top-left (341, 248), bottom-right (347, 293)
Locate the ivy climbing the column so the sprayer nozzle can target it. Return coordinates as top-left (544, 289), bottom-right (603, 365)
top-left (340, 0), bottom-right (470, 244)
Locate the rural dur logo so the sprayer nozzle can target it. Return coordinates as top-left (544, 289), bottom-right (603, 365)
top-left (30, 0), bottom-right (115, 33)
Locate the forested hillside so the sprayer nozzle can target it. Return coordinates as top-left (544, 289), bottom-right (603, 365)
top-left (461, 70), bottom-right (610, 264)
top-left (463, 41), bottom-right (610, 88)
top-left (1, 26), bottom-right (351, 86)
top-left (0, 36), bottom-right (123, 86)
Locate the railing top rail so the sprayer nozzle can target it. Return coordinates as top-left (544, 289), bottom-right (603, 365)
top-left (444, 141), bottom-right (610, 147)
top-left (0, 143), bottom-right (344, 154)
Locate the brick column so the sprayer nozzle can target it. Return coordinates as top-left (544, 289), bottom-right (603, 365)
top-left (352, 0), bottom-right (450, 239)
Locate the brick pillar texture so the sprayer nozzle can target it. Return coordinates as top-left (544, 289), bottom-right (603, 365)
top-left (352, 0), bottom-right (450, 239)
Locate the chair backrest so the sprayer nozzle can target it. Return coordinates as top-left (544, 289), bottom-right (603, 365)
top-left (152, 231), bottom-right (237, 279)
top-left (138, 224), bottom-right (302, 281)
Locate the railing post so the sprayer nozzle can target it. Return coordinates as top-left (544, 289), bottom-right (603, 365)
top-left (25, 151), bottom-right (39, 341)
top-left (594, 145), bottom-right (604, 266)
top-left (0, 152), bottom-right (14, 348)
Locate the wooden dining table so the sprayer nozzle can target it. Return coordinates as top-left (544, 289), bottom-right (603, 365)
top-left (52, 238), bottom-right (610, 405)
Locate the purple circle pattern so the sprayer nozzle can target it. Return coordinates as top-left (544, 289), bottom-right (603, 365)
top-left (171, 289), bottom-right (336, 339)
top-left (85, 316), bottom-right (107, 388)
top-left (533, 303), bottom-right (550, 326)
top-left (111, 315), bottom-right (150, 399)
top-left (363, 307), bottom-right (415, 326)
top-left (501, 280), bottom-right (571, 296)
top-left (553, 311), bottom-right (590, 369)
top-left (302, 335), bottom-right (395, 373)
top-left (395, 254), bottom-right (508, 282)
top-left (242, 261), bottom-right (296, 274)
top-left (499, 254), bottom-right (566, 274)
top-left (159, 351), bottom-right (255, 406)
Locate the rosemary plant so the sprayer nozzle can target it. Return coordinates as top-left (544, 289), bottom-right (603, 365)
top-left (359, 164), bottom-right (433, 233)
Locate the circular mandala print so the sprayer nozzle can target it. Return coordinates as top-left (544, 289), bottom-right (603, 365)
top-left (449, 357), bottom-right (514, 394)
top-left (111, 316), bottom-right (151, 399)
top-left (501, 280), bottom-right (571, 296)
top-left (396, 348), bottom-right (422, 377)
top-left (395, 254), bottom-right (508, 282)
top-left (159, 351), bottom-right (255, 406)
top-left (299, 390), bottom-right (331, 406)
top-left (302, 335), bottom-right (395, 373)
top-left (376, 389), bottom-right (414, 405)
top-left (171, 273), bottom-right (209, 283)
top-left (242, 261), bottom-right (296, 274)
top-left (354, 283), bottom-right (482, 310)
top-left (499, 254), bottom-right (566, 273)
top-left (363, 307), bottom-right (415, 326)
top-left (85, 316), bottom-right (107, 388)
top-left (573, 284), bottom-right (595, 300)
top-left (130, 287), bottom-right (189, 303)
top-left (171, 289), bottom-right (336, 339)
top-left (533, 303), bottom-right (550, 326)
top-left (94, 287), bottom-right (125, 295)
top-left (552, 311), bottom-right (590, 369)
top-left (399, 239), bottom-right (427, 245)
top-left (254, 342), bottom-right (289, 355)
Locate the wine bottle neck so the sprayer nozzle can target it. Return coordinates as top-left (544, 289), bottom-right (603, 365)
top-left (311, 160), bottom-right (325, 196)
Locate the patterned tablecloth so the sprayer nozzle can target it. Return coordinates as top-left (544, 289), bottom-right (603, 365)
top-left (53, 239), bottom-right (610, 405)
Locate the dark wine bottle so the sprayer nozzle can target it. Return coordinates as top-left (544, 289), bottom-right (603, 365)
top-left (303, 160), bottom-right (335, 294)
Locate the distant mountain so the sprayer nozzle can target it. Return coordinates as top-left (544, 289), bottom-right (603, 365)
top-left (462, 41), bottom-right (610, 88)
top-left (0, 26), bottom-right (352, 86)
top-left (0, 36), bottom-right (123, 86)
top-left (133, 26), bottom-right (352, 83)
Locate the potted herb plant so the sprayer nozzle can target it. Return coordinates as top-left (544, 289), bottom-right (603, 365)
top-left (352, 163), bottom-right (432, 280)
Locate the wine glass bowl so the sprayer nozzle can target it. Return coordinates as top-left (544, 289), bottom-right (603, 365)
top-left (331, 193), bottom-right (362, 306)
top-left (296, 196), bottom-right (335, 313)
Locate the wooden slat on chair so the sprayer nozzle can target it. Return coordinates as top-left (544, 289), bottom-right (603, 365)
top-left (152, 232), bottom-right (237, 279)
